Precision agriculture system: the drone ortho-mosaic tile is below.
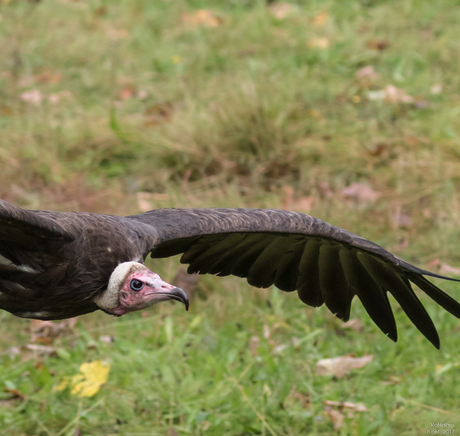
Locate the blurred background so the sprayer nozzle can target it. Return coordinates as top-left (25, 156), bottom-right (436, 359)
top-left (0, 0), bottom-right (460, 434)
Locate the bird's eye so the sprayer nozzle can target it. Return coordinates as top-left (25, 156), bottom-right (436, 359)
top-left (130, 279), bottom-right (144, 291)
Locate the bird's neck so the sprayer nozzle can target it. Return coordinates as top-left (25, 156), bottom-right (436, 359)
top-left (93, 261), bottom-right (144, 312)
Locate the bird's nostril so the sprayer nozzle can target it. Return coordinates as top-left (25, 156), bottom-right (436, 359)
top-left (121, 292), bottom-right (128, 299)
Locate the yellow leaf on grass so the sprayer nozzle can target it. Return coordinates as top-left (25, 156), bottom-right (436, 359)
top-left (182, 10), bottom-right (223, 28)
top-left (313, 11), bottom-right (328, 27)
top-left (308, 37), bottom-right (329, 49)
top-left (56, 360), bottom-right (110, 397)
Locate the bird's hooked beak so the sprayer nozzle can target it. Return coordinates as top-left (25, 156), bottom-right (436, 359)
top-left (144, 281), bottom-right (189, 311)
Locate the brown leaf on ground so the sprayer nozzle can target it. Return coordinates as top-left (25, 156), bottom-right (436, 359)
top-left (135, 192), bottom-right (169, 213)
top-left (30, 318), bottom-right (78, 344)
top-left (324, 400), bottom-right (368, 428)
top-left (99, 335), bottom-right (116, 344)
top-left (308, 37), bottom-right (329, 49)
top-left (313, 11), bottom-right (328, 27)
top-left (94, 6), bottom-right (107, 17)
top-left (182, 10), bottom-right (223, 27)
top-left (0, 104), bottom-right (13, 116)
top-left (4, 388), bottom-right (26, 401)
top-left (34, 70), bottom-right (62, 84)
top-left (383, 85), bottom-right (414, 103)
top-left (281, 186), bottom-right (315, 212)
top-left (368, 143), bottom-right (388, 157)
top-left (22, 344), bottom-right (57, 361)
top-left (340, 318), bottom-right (363, 332)
top-left (144, 102), bottom-right (173, 126)
top-left (366, 39), bottom-right (389, 51)
top-left (316, 354), bottom-right (373, 378)
top-left (106, 27), bottom-right (130, 41)
top-left (293, 391), bottom-right (311, 408)
top-left (325, 409), bottom-right (344, 430)
top-left (20, 89), bottom-right (44, 105)
top-left (318, 182), bottom-right (333, 199)
top-left (391, 213), bottom-right (412, 228)
top-left (268, 3), bottom-right (298, 20)
top-left (341, 182), bottom-right (381, 203)
top-left (439, 263), bottom-right (460, 277)
top-left (355, 65), bottom-right (381, 88)
top-left (119, 84), bottom-right (136, 101)
top-left (48, 90), bottom-right (73, 104)
top-left (249, 336), bottom-right (260, 358)
top-left (324, 400), bottom-right (368, 412)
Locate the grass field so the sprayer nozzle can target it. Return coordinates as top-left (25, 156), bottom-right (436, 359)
top-left (1, 0), bottom-right (460, 434)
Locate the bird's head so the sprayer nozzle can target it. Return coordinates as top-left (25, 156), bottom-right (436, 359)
top-left (94, 261), bottom-right (189, 316)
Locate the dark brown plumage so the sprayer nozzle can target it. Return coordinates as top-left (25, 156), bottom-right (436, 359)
top-left (0, 199), bottom-right (459, 348)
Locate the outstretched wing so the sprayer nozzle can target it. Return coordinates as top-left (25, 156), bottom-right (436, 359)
top-left (0, 200), bottom-right (75, 314)
top-left (129, 208), bottom-right (460, 348)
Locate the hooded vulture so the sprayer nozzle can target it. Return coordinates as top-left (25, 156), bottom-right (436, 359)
top-left (0, 199), bottom-right (459, 348)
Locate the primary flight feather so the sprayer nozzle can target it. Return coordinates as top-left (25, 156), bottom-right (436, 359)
top-left (0, 199), bottom-right (459, 348)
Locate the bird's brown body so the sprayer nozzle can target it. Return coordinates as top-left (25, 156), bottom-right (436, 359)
top-left (1, 199), bottom-right (459, 348)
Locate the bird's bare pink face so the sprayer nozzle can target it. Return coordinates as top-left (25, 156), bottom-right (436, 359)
top-left (112, 270), bottom-right (189, 316)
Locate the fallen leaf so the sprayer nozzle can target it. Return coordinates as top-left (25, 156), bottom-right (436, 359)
top-left (325, 408), bottom-right (344, 430)
top-left (324, 400), bottom-right (368, 412)
top-left (99, 335), bottom-right (116, 344)
top-left (4, 388), bottom-right (26, 401)
top-left (340, 319), bottom-right (363, 332)
top-left (25, 344), bottom-right (57, 356)
top-left (182, 10), bottom-right (223, 27)
top-left (268, 3), bottom-right (298, 20)
top-left (431, 84), bottom-right (443, 95)
top-left (144, 102), bottom-right (173, 126)
top-left (48, 90), bottom-right (73, 104)
top-left (308, 37), bottom-right (329, 49)
top-left (34, 70), bottom-right (62, 84)
top-left (355, 65), bottom-right (379, 80)
top-left (20, 89), bottom-right (44, 105)
top-left (318, 182), bottom-right (333, 198)
top-left (136, 192), bottom-right (169, 212)
top-left (355, 65), bottom-right (381, 88)
top-left (366, 39), bottom-right (389, 51)
top-left (137, 90), bottom-right (148, 99)
top-left (383, 85), bottom-right (414, 103)
top-left (249, 336), bottom-right (260, 358)
top-left (368, 143), bottom-right (388, 157)
top-left (367, 89), bottom-right (387, 101)
top-left (3, 346), bottom-right (20, 359)
top-left (341, 183), bottom-right (381, 203)
top-left (94, 6), bottom-right (107, 17)
top-left (293, 391), bottom-right (311, 408)
top-left (313, 11), bottom-right (328, 27)
top-left (119, 84), bottom-right (136, 101)
top-left (106, 27), bottom-right (130, 41)
top-left (0, 104), bottom-right (13, 116)
top-left (56, 360), bottom-right (110, 398)
top-left (391, 213), bottom-right (412, 228)
top-left (316, 355), bottom-right (373, 378)
top-left (30, 317), bottom-right (78, 344)
top-left (439, 263), bottom-right (460, 276)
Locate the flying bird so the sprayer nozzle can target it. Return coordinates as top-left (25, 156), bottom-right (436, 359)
top-left (0, 199), bottom-right (459, 348)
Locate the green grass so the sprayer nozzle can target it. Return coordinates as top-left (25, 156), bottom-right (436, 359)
top-left (1, 0), bottom-right (460, 434)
